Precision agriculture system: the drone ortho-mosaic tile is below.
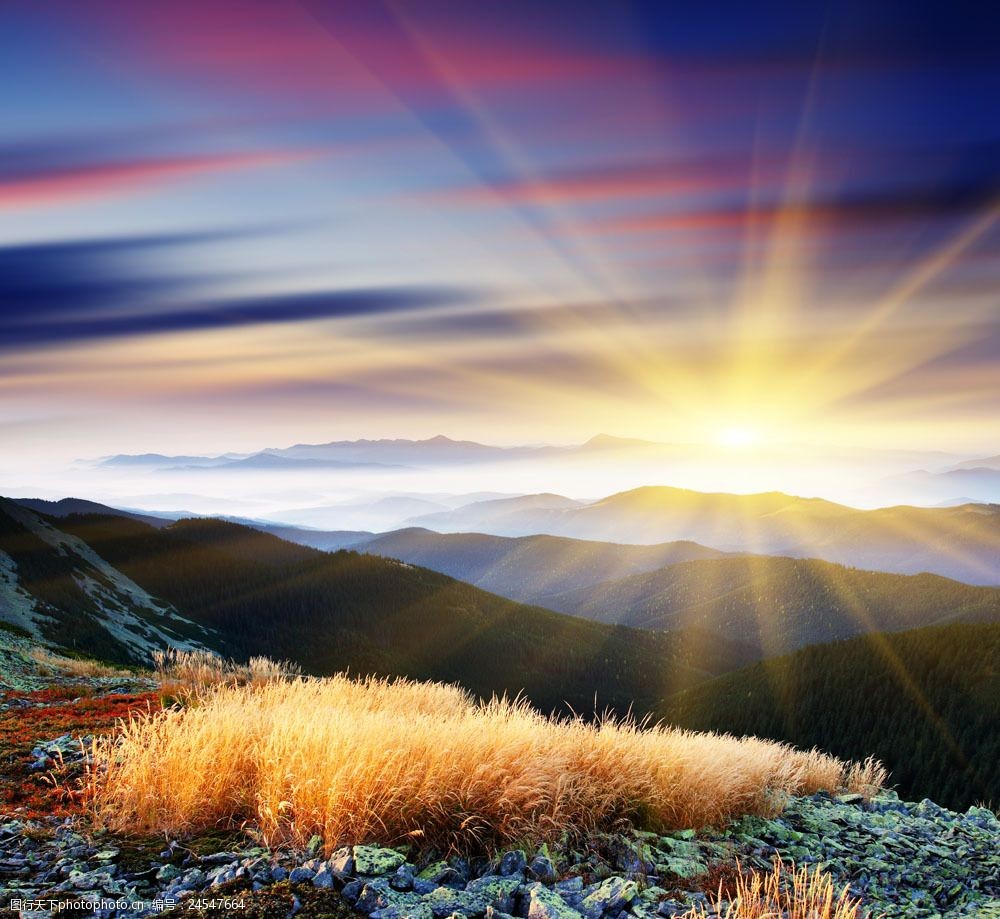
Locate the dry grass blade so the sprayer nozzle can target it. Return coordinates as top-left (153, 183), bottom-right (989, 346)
top-left (152, 648), bottom-right (301, 698)
top-left (88, 668), bottom-right (884, 855)
top-left (29, 648), bottom-right (132, 679)
top-left (682, 857), bottom-right (867, 918)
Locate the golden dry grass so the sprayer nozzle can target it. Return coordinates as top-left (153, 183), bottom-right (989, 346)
top-left (152, 648), bottom-right (301, 698)
top-left (683, 857), bottom-right (866, 918)
top-left (29, 648), bottom-right (132, 679)
top-left (88, 671), bottom-right (885, 855)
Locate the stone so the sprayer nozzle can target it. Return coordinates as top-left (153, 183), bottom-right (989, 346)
top-left (526, 882), bottom-right (584, 919)
top-left (357, 877), bottom-right (433, 918)
top-left (580, 877), bottom-right (637, 919)
top-left (527, 854), bottom-right (558, 884)
top-left (330, 846), bottom-right (356, 878)
top-left (342, 879), bottom-right (364, 903)
top-left (499, 850), bottom-right (527, 877)
top-left (391, 863), bottom-right (415, 891)
top-left (465, 875), bottom-right (524, 912)
top-left (355, 845), bottom-right (408, 876)
top-left (425, 884), bottom-right (489, 917)
top-left (312, 866), bottom-right (335, 888)
top-left (306, 835), bottom-right (323, 855)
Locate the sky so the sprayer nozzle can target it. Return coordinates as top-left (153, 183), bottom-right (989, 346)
top-left (2, 0), bottom-right (1000, 475)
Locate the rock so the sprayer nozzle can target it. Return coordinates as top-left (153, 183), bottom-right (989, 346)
top-left (391, 863), bottom-right (415, 891)
top-left (486, 908), bottom-right (518, 919)
top-left (526, 882), bottom-right (584, 919)
top-left (288, 866), bottom-right (313, 884)
top-left (312, 866), bottom-right (335, 888)
top-left (342, 879), bottom-right (364, 903)
top-left (306, 834), bottom-right (323, 855)
top-left (527, 854), bottom-right (558, 884)
top-left (425, 884), bottom-right (489, 917)
top-left (357, 877), bottom-right (433, 918)
top-left (355, 845), bottom-right (408, 876)
top-left (155, 864), bottom-right (181, 882)
top-left (580, 877), bottom-right (637, 919)
top-left (329, 846), bottom-right (355, 878)
top-left (200, 851), bottom-right (240, 866)
top-left (499, 850), bottom-right (527, 877)
top-left (466, 875), bottom-right (524, 912)
top-left (417, 860), bottom-right (462, 888)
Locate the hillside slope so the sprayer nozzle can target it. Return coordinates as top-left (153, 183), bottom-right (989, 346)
top-left (0, 499), bottom-right (213, 662)
top-left (541, 555), bottom-right (1000, 654)
top-left (46, 513), bottom-right (754, 715)
top-left (357, 528), bottom-right (726, 602)
top-left (660, 622), bottom-right (1000, 810)
top-left (412, 486), bottom-right (1000, 585)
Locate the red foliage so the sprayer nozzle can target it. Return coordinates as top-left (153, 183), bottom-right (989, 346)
top-left (0, 690), bottom-right (160, 818)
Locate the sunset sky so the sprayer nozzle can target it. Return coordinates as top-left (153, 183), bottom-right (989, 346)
top-left (3, 0), bottom-right (999, 467)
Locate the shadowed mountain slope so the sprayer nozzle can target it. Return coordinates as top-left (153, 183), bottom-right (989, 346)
top-left (356, 528), bottom-right (726, 602)
top-left (660, 622), bottom-right (1000, 810)
top-left (412, 486), bottom-right (1000, 585)
top-left (540, 555), bottom-right (1000, 655)
top-left (39, 511), bottom-right (755, 715)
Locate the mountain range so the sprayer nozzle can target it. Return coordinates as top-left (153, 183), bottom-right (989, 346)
top-left (539, 555), bottom-right (1000, 655)
top-left (355, 527), bottom-right (727, 602)
top-left (400, 486), bottom-right (1000, 585)
top-left (0, 499), bottom-right (754, 715)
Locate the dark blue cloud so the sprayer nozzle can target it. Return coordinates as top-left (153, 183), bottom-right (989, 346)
top-left (0, 234), bottom-right (471, 348)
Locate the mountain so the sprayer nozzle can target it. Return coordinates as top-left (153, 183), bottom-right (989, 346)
top-left (405, 493), bottom-right (587, 532)
top-left (185, 455), bottom-right (403, 471)
top-left (0, 499), bottom-right (213, 662)
top-left (96, 436), bottom-right (562, 471)
top-left (660, 623), bottom-right (1000, 811)
top-left (246, 524), bottom-right (374, 551)
top-left (357, 528), bottom-right (726, 602)
top-left (887, 467), bottom-right (1000, 504)
top-left (11, 497), bottom-right (373, 551)
top-left (11, 497), bottom-right (171, 529)
top-left (952, 454), bottom-right (1000, 471)
top-left (540, 555), bottom-right (1000, 655)
top-left (264, 434), bottom-right (545, 465)
top-left (415, 486), bottom-right (1000, 585)
top-left (98, 452), bottom-right (236, 468)
top-left (10, 505), bottom-right (755, 715)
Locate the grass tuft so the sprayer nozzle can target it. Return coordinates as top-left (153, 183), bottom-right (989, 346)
top-left (153, 648), bottom-right (301, 699)
top-left (29, 648), bottom-right (132, 679)
top-left (88, 670), bottom-right (883, 855)
top-left (683, 856), bottom-right (867, 918)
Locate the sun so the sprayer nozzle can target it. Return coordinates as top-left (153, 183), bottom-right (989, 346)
top-left (716, 425), bottom-right (759, 449)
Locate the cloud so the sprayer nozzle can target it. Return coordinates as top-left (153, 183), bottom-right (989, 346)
top-left (0, 150), bottom-right (313, 211)
top-left (590, 176), bottom-right (1000, 236)
top-left (0, 235), bottom-right (471, 348)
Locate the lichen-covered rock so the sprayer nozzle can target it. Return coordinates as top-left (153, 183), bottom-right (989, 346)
top-left (498, 849), bottom-right (527, 877)
top-left (527, 853), bottom-right (558, 883)
top-left (580, 877), bottom-right (638, 919)
top-left (526, 882), bottom-right (584, 919)
top-left (329, 845), bottom-right (355, 878)
top-left (356, 876), bottom-right (433, 918)
top-left (354, 845), bottom-right (408, 876)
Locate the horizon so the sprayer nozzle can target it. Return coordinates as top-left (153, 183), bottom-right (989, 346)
top-left (3, 0), bottom-right (1000, 476)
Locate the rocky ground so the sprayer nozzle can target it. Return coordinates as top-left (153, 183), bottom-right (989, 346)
top-left (1, 642), bottom-right (998, 918)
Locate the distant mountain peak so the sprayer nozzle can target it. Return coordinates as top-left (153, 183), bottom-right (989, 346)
top-left (582, 434), bottom-right (659, 449)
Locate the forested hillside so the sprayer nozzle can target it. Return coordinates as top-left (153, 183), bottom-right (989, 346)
top-left (661, 623), bottom-right (1000, 810)
top-left (542, 555), bottom-right (1000, 654)
top-left (358, 527), bottom-right (725, 602)
top-left (48, 513), bottom-right (755, 714)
